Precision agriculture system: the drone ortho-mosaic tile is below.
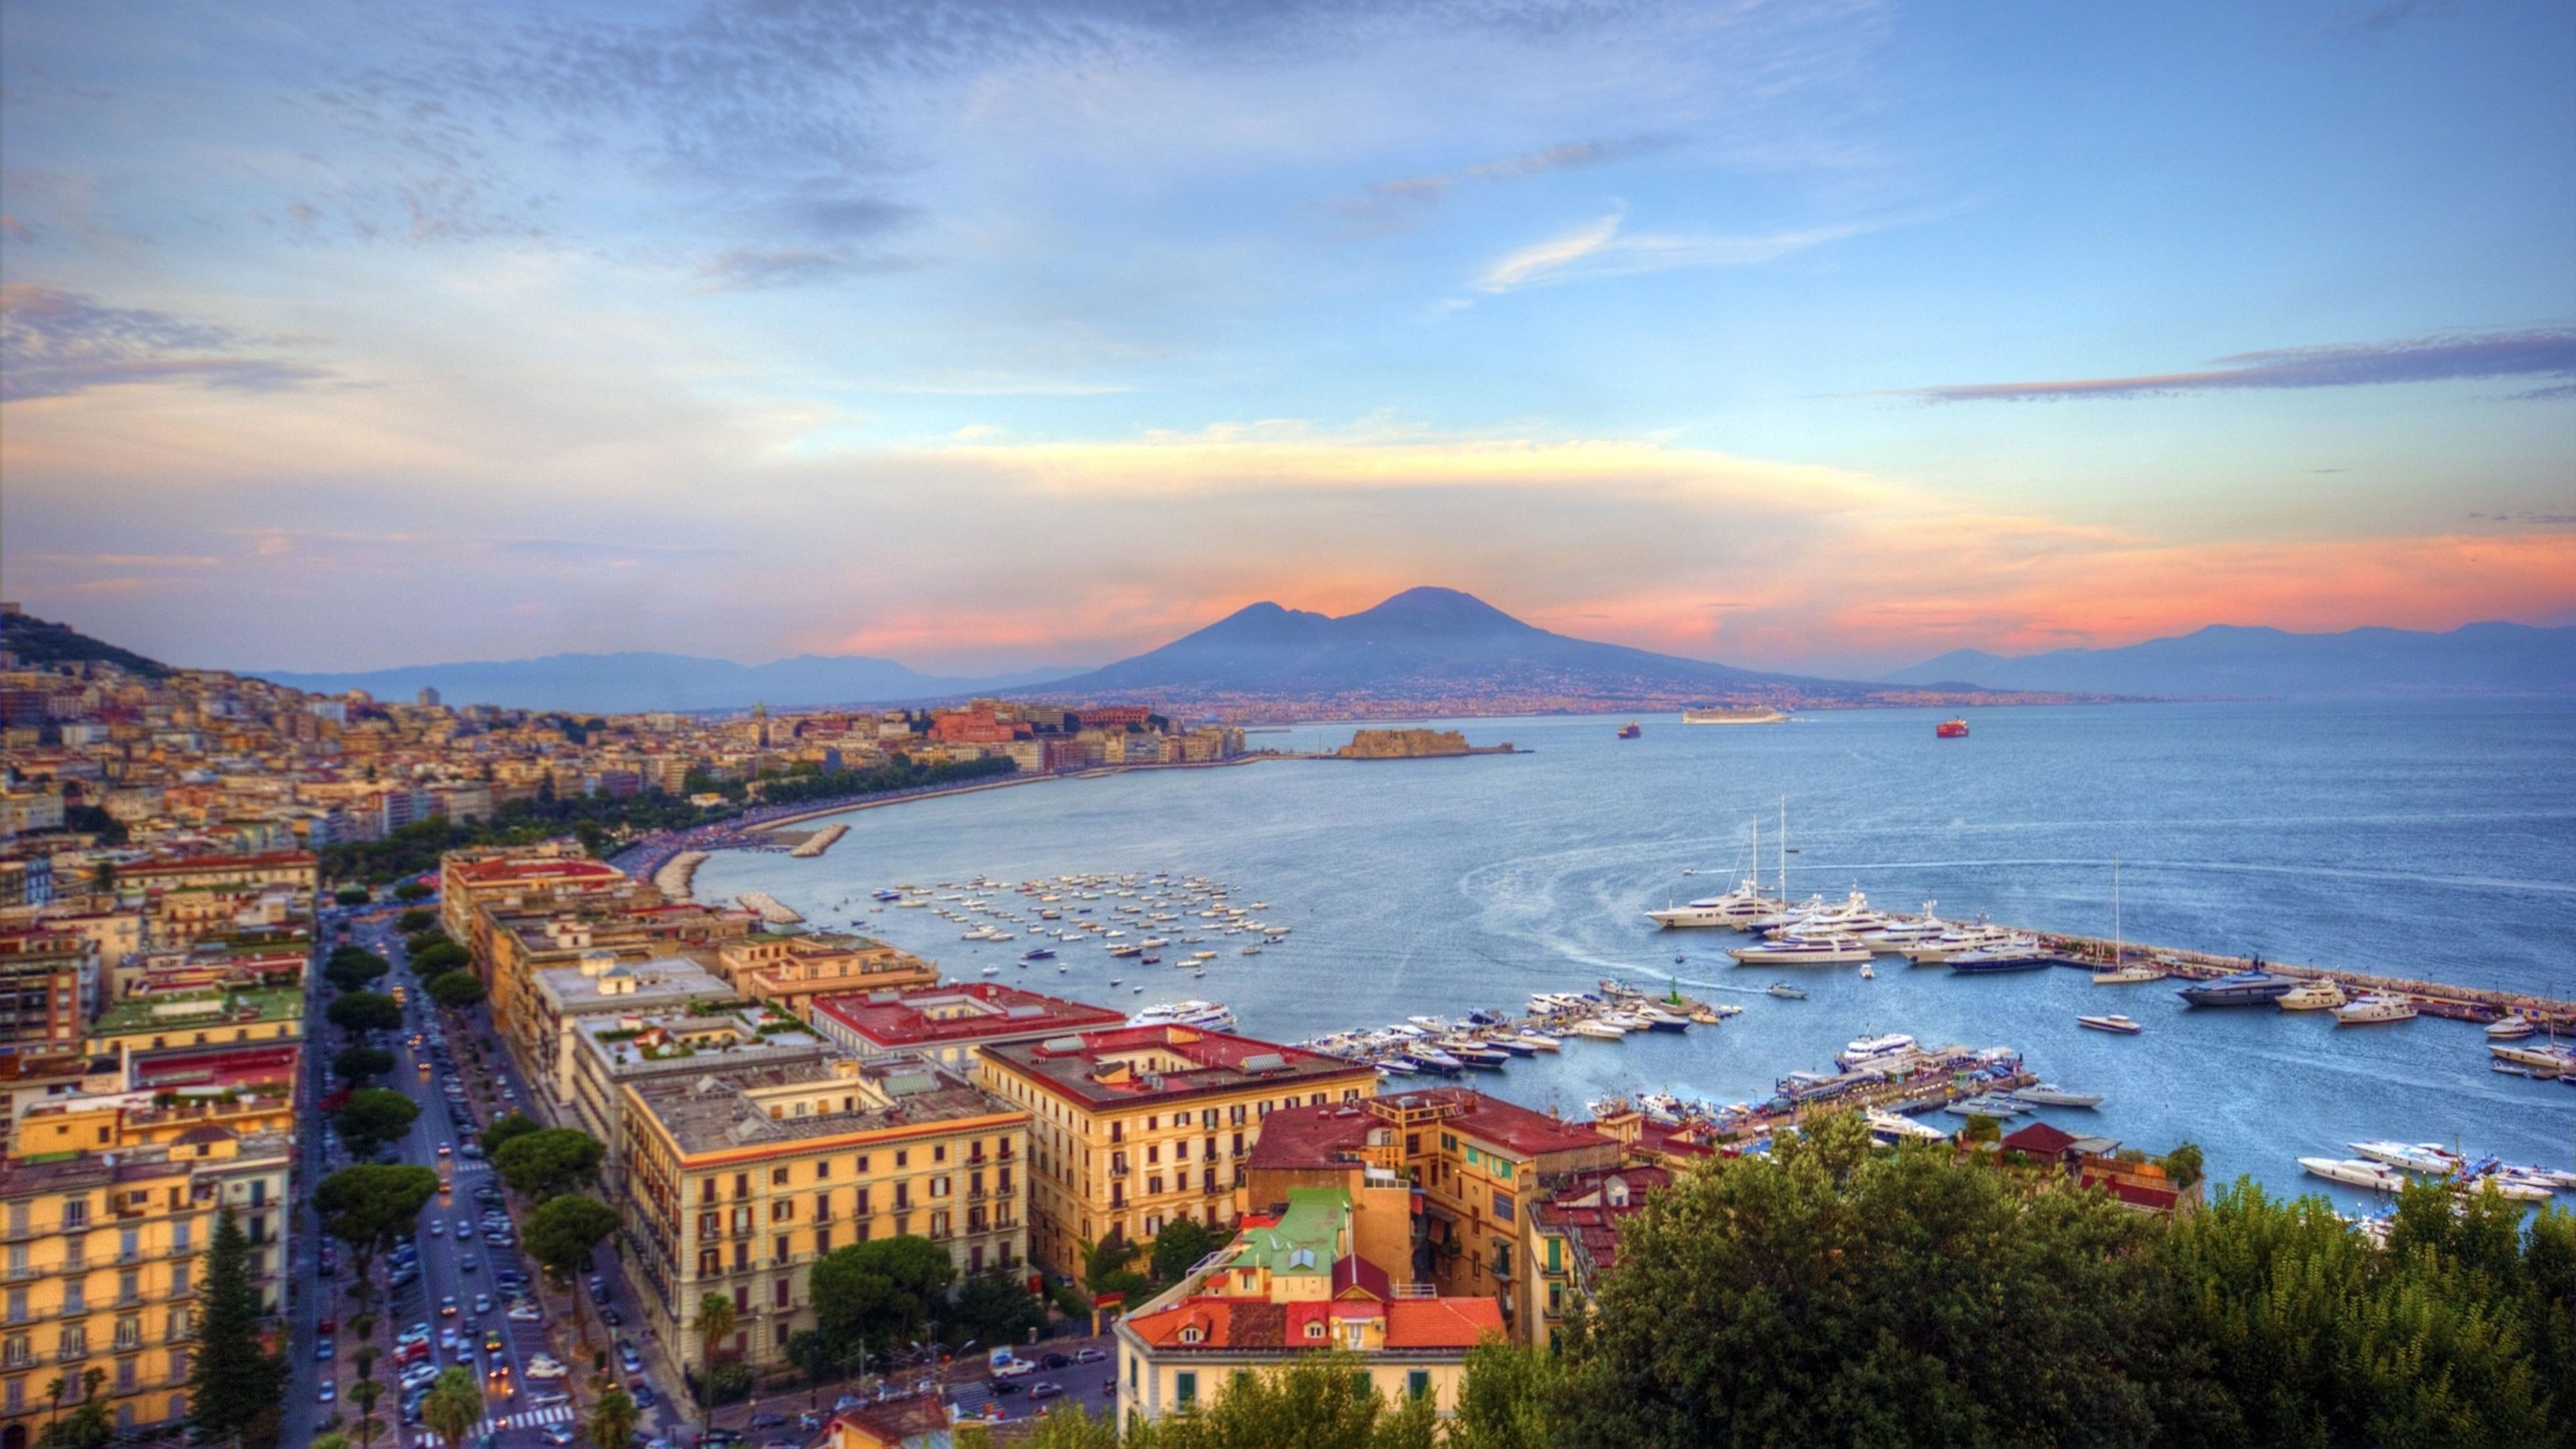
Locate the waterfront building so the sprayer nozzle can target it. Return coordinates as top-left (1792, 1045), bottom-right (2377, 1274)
top-left (807, 983), bottom-right (1126, 1075)
top-left (1115, 1185), bottom-right (1501, 1426)
top-left (974, 1027), bottom-right (1378, 1282)
top-left (712, 932), bottom-right (937, 1022)
top-left (616, 1055), bottom-right (1028, 1373)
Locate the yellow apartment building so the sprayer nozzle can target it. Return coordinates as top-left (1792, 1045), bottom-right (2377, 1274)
top-left (617, 1055), bottom-right (1029, 1372)
top-left (712, 932), bottom-right (937, 1022)
top-left (973, 1027), bottom-right (1377, 1282)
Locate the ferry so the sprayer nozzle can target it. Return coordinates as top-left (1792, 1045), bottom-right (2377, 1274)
top-left (1835, 1033), bottom-right (1920, 1072)
top-left (1617, 722), bottom-right (1642, 739)
top-left (2077, 1014), bottom-right (2143, 1034)
top-left (1935, 718), bottom-right (1969, 739)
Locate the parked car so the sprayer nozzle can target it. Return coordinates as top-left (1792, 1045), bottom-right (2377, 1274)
top-left (618, 1340), bottom-right (643, 1374)
top-left (315, 1381), bottom-right (336, 1404)
top-left (991, 1356), bottom-right (1038, 1379)
top-left (315, 1338), bottom-right (335, 1361)
top-left (1073, 1346), bottom-right (1108, 1364)
top-left (1039, 1351), bottom-right (1071, 1369)
top-left (747, 1413), bottom-right (788, 1431)
top-left (1030, 1382), bottom-right (1065, 1401)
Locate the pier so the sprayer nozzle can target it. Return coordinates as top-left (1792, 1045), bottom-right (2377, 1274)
top-left (2036, 932), bottom-right (2576, 1032)
top-left (786, 823), bottom-right (848, 859)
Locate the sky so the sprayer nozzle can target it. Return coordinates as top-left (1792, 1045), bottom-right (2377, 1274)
top-left (2, 0), bottom-right (2571, 680)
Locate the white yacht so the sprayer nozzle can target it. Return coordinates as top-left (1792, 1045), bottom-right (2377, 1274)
top-left (2277, 981), bottom-right (2348, 1012)
top-left (1835, 1033), bottom-right (1921, 1072)
top-left (2485, 1016), bottom-right (2538, 1040)
top-left (2332, 994), bottom-right (2417, 1026)
top-left (1860, 904), bottom-right (1950, 947)
top-left (2300, 1157), bottom-right (2408, 1192)
top-left (2091, 965), bottom-right (2165, 985)
top-left (1646, 879), bottom-right (1777, 930)
top-left (1128, 1000), bottom-right (1236, 1032)
top-left (2488, 1040), bottom-right (2576, 1073)
top-left (2349, 1141), bottom-right (2459, 1175)
top-left (1729, 934), bottom-right (1876, 966)
top-left (1894, 924), bottom-right (2018, 962)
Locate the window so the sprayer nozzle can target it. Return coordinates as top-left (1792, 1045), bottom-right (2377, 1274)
top-left (771, 1201), bottom-right (792, 1222)
top-left (1175, 1371), bottom-right (1196, 1406)
top-left (1303, 1321), bottom-right (1326, 1340)
top-left (815, 1228), bottom-right (832, 1255)
top-left (771, 1167), bottom-right (790, 1187)
top-left (1492, 1191), bottom-right (1514, 1224)
top-left (773, 1235), bottom-right (789, 1263)
top-left (733, 1174), bottom-right (749, 1199)
top-left (856, 1155), bottom-right (871, 1174)
top-left (929, 1176), bottom-right (951, 1199)
top-left (894, 1150), bottom-right (908, 1169)
top-left (1407, 1370), bottom-right (1430, 1401)
top-left (773, 1279), bottom-right (790, 1308)
top-left (814, 1159), bottom-right (832, 1181)
top-left (933, 1144), bottom-right (947, 1163)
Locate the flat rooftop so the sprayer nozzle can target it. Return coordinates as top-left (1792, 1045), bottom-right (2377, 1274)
top-left (626, 1055), bottom-right (1015, 1157)
top-left (979, 1026), bottom-right (1373, 1112)
top-left (813, 983), bottom-right (1127, 1049)
top-left (93, 986), bottom-right (303, 1036)
top-left (534, 955), bottom-right (733, 1013)
top-left (1373, 1087), bottom-right (1614, 1160)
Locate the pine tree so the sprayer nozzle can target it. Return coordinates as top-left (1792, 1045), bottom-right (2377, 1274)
top-left (187, 1207), bottom-right (286, 1448)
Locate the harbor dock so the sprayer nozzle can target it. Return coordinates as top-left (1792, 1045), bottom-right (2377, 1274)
top-left (2036, 932), bottom-right (2576, 1032)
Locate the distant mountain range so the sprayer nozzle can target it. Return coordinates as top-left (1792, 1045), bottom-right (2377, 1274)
top-left (251, 653), bottom-right (1086, 714)
top-left (1016, 586), bottom-right (1886, 709)
top-left (1884, 622), bottom-right (2576, 698)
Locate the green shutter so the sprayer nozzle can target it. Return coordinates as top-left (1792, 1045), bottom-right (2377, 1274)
top-left (1407, 1369), bottom-right (1431, 1401)
top-left (1176, 1371), bottom-right (1196, 1406)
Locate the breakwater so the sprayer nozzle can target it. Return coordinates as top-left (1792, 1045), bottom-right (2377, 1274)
top-left (786, 824), bottom-right (848, 859)
top-left (2037, 932), bottom-right (2576, 1032)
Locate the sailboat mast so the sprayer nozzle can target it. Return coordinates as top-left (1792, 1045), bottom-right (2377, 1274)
top-left (1778, 795), bottom-right (1788, 902)
top-left (2112, 855), bottom-right (2122, 965)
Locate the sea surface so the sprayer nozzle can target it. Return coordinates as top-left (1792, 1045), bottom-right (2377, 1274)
top-left (690, 700), bottom-right (2576, 1211)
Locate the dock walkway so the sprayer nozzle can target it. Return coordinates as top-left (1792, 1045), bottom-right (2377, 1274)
top-left (2040, 933), bottom-right (2575, 1031)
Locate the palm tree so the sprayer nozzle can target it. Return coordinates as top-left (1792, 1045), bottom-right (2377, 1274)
top-left (420, 1366), bottom-right (484, 1449)
top-left (584, 1385), bottom-right (640, 1449)
top-left (41, 1375), bottom-right (63, 1442)
top-left (695, 1291), bottom-right (737, 1438)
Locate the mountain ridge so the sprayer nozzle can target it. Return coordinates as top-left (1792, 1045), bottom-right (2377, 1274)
top-left (250, 651), bottom-right (1085, 714)
top-left (1884, 621), bottom-right (2575, 698)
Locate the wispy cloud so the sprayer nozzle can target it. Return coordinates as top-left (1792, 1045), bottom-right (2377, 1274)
top-left (1472, 209), bottom-right (1874, 294)
top-left (1344, 136), bottom-right (1676, 231)
top-left (0, 286), bottom-right (335, 402)
top-left (694, 248), bottom-right (916, 292)
top-left (1907, 326), bottom-right (2576, 403)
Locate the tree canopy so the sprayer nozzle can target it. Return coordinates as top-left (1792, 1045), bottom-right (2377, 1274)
top-left (326, 990), bottom-right (404, 1039)
top-left (423, 969), bottom-right (486, 1009)
top-left (1118, 1352), bottom-right (1435, 1449)
top-left (409, 938), bottom-right (470, 975)
top-left (323, 947), bottom-right (391, 993)
top-left (480, 1113), bottom-right (542, 1157)
top-left (329, 1088), bottom-right (421, 1160)
top-left (943, 1269), bottom-right (1046, 1350)
top-left (186, 1208), bottom-right (286, 1449)
top-left (810, 1235), bottom-right (957, 1354)
top-left (1150, 1217), bottom-right (1228, 1286)
top-left (420, 1366), bottom-right (483, 1448)
top-left (332, 1045), bottom-right (396, 1085)
top-left (315, 1164), bottom-right (440, 1296)
top-left (492, 1128), bottom-right (604, 1201)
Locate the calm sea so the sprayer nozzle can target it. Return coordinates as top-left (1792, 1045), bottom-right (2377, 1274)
top-left (690, 700), bottom-right (2576, 1209)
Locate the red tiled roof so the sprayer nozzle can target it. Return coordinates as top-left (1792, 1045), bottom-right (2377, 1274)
top-left (448, 859), bottom-right (622, 885)
top-left (2001, 1121), bottom-right (2080, 1156)
top-left (1385, 1297), bottom-right (1503, 1348)
top-left (1378, 1088), bottom-right (1615, 1159)
top-left (1332, 1253), bottom-right (1391, 1301)
top-left (1242, 1103), bottom-right (1375, 1171)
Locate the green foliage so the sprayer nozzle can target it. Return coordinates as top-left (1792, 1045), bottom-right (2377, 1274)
top-left (584, 1385), bottom-right (639, 1449)
top-left (409, 938), bottom-right (470, 975)
top-left (395, 908), bottom-right (437, 934)
top-left (327, 991), bottom-right (404, 1039)
top-left (335, 885), bottom-right (372, 906)
top-left (329, 1088), bottom-right (422, 1160)
top-left (810, 1235), bottom-right (958, 1355)
top-left (2159, 1140), bottom-right (2206, 1189)
top-left (315, 1164), bottom-right (441, 1297)
top-left (943, 1269), bottom-right (1046, 1348)
top-left (1122, 1352), bottom-right (1434, 1449)
top-left (392, 879), bottom-right (434, 902)
top-left (420, 1366), bottom-right (483, 1448)
top-left (333, 1045), bottom-right (396, 1085)
top-left (1446, 1337), bottom-right (1586, 1449)
top-left (1149, 1218), bottom-right (1228, 1285)
top-left (480, 1113), bottom-right (541, 1156)
top-left (524, 1194), bottom-right (620, 1335)
top-left (1083, 1234), bottom-right (1142, 1288)
top-left (706, 1360), bottom-right (754, 1404)
top-left (998, 1405), bottom-right (1120, 1448)
top-left (695, 1291), bottom-right (738, 1385)
top-left (60, 804), bottom-right (129, 845)
top-left (492, 1128), bottom-right (605, 1201)
top-left (1, 610), bottom-right (171, 676)
top-left (186, 1208), bottom-right (286, 1449)
top-left (323, 948), bottom-right (392, 993)
top-left (423, 970), bottom-right (487, 1009)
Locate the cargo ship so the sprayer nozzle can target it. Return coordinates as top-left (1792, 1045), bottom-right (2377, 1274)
top-left (1935, 718), bottom-right (1970, 739)
top-left (1617, 722), bottom-right (1642, 739)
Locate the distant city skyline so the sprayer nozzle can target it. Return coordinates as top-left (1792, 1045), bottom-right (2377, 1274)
top-left (3, 0), bottom-right (2571, 678)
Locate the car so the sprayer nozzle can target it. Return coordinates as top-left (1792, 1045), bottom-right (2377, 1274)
top-left (440, 1295), bottom-right (459, 1316)
top-left (698, 1433), bottom-right (746, 1448)
top-left (1030, 1382), bottom-right (1064, 1401)
top-left (507, 1303), bottom-right (542, 1322)
top-left (402, 1365), bottom-right (440, 1392)
top-left (315, 1338), bottom-right (335, 1361)
top-left (525, 1356), bottom-right (568, 1380)
top-left (600, 1305), bottom-right (623, 1327)
top-left (529, 1391), bottom-right (571, 1409)
top-left (761, 1441), bottom-right (798, 1449)
top-left (440, 1328), bottom-right (462, 1352)
top-left (483, 1330), bottom-right (505, 1354)
top-left (317, 1316), bottom-right (337, 1336)
top-left (428, 1220), bottom-right (445, 1236)
top-left (538, 1427), bottom-right (576, 1446)
top-left (1073, 1346), bottom-right (1108, 1364)
top-left (459, 1142), bottom-right (484, 1160)
top-left (400, 1321), bottom-right (433, 1344)
top-left (1040, 1352), bottom-right (1071, 1369)
top-left (991, 1356), bottom-right (1038, 1379)
top-left (833, 1394), bottom-right (865, 1412)
top-left (316, 1380), bottom-right (337, 1404)
top-left (631, 1384), bottom-right (657, 1409)
top-left (459, 1253), bottom-right (480, 1273)
top-left (455, 1218), bottom-right (474, 1236)
top-left (747, 1413), bottom-right (789, 1430)
top-left (990, 1379), bottom-right (1021, 1396)
top-left (472, 1293), bottom-right (493, 1314)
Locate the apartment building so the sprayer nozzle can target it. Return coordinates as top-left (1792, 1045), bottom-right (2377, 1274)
top-left (1115, 1185), bottom-right (1501, 1426)
top-left (807, 983), bottom-right (1125, 1075)
top-left (557, 996), bottom-right (833, 1200)
top-left (617, 1055), bottom-right (1028, 1373)
top-left (83, 987), bottom-right (303, 1061)
top-left (0, 1140), bottom-right (225, 1438)
top-left (712, 932), bottom-right (938, 1022)
top-left (0, 928), bottom-right (91, 1060)
top-left (524, 951), bottom-right (738, 1121)
top-left (974, 1027), bottom-right (1378, 1281)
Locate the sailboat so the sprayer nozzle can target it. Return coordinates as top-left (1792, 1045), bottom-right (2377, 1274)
top-left (2091, 857), bottom-right (2163, 983)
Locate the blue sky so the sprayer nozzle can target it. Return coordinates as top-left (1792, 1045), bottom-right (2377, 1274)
top-left (3, 0), bottom-right (2571, 676)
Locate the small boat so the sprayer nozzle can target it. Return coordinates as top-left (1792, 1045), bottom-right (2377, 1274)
top-left (1945, 1095), bottom-right (2022, 1120)
top-left (1765, 982), bottom-right (1807, 1000)
top-left (1020, 947), bottom-right (1056, 961)
top-left (1240, 945), bottom-right (1263, 957)
top-left (2301, 1157), bottom-right (2407, 1192)
top-left (1858, 963), bottom-right (1876, 979)
top-left (1935, 718), bottom-right (1968, 739)
top-left (1513, 1032), bottom-right (1562, 1053)
top-left (978, 965), bottom-right (1001, 977)
top-left (2332, 994), bottom-right (2417, 1026)
top-left (2277, 981), bottom-right (2347, 1012)
top-left (2489, 1041), bottom-right (2576, 1073)
top-left (1568, 1020), bottom-right (1627, 1040)
top-left (1377, 1057), bottom-right (1421, 1076)
top-left (1617, 722), bottom-right (1642, 739)
top-left (2077, 1014), bottom-right (2142, 1034)
top-left (2485, 1016), bottom-right (2538, 1040)
top-left (2010, 1084), bottom-right (2102, 1109)
top-left (2349, 1141), bottom-right (2459, 1175)
top-left (2091, 965), bottom-right (2163, 985)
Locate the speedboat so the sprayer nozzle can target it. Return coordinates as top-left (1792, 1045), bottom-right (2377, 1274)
top-left (2077, 1014), bottom-right (2142, 1034)
top-left (2485, 1016), bottom-right (2538, 1040)
top-left (1945, 1095), bottom-right (2023, 1120)
top-left (2010, 1084), bottom-right (2102, 1108)
top-left (2300, 1157), bottom-right (2407, 1192)
top-left (1631, 1007), bottom-right (1692, 1033)
top-left (2277, 981), bottom-right (2347, 1012)
top-left (1513, 1031), bottom-right (1562, 1052)
top-left (1765, 982), bottom-right (1808, 1000)
top-left (2332, 994), bottom-right (2417, 1026)
top-left (2349, 1141), bottom-right (2459, 1175)
top-left (1568, 1020), bottom-right (1627, 1040)
top-left (2177, 969), bottom-right (2302, 1007)
top-left (1020, 947), bottom-right (1056, 961)
top-left (2488, 1041), bottom-right (2576, 1073)
top-left (1864, 1108), bottom-right (1951, 1143)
